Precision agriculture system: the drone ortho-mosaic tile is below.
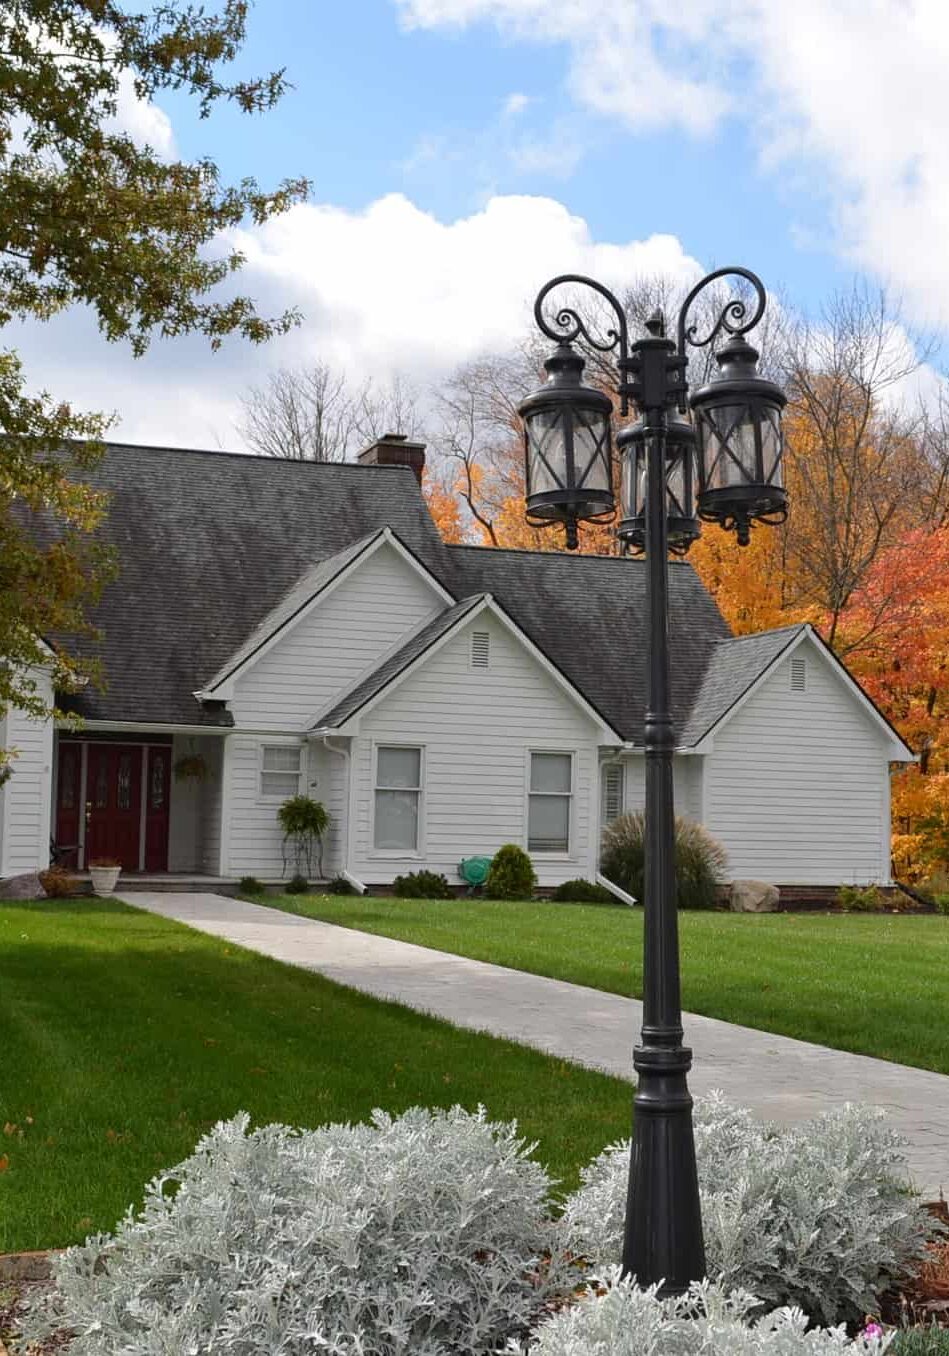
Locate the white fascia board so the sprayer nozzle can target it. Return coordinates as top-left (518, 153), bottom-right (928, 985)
top-left (195, 528), bottom-right (454, 701)
top-left (329, 595), bottom-right (623, 743)
top-left (56, 718), bottom-right (233, 736)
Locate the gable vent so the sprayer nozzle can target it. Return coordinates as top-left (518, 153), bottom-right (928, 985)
top-left (790, 655), bottom-right (807, 692)
top-left (471, 631), bottom-right (490, 669)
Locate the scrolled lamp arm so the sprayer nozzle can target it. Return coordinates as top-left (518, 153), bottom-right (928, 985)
top-left (676, 265), bottom-right (766, 358)
top-left (533, 273), bottom-right (631, 358)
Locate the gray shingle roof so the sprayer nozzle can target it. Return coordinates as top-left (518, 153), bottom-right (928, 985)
top-left (678, 625), bottom-right (805, 746)
top-left (43, 442), bottom-right (800, 744)
top-left (51, 444), bottom-right (451, 726)
top-left (315, 596), bottom-right (485, 729)
top-left (445, 545), bottom-right (732, 744)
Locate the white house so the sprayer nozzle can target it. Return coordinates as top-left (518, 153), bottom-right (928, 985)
top-left (0, 436), bottom-right (913, 890)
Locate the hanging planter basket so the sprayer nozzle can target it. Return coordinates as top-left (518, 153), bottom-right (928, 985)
top-left (173, 754), bottom-right (209, 783)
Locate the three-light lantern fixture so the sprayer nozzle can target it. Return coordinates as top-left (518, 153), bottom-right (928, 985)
top-left (518, 268), bottom-right (788, 552)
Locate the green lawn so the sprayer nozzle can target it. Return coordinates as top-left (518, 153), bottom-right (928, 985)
top-left (264, 893), bottom-right (949, 1076)
top-left (0, 899), bottom-right (633, 1252)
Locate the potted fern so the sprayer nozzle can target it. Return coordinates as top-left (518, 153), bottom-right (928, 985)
top-left (278, 796), bottom-right (329, 883)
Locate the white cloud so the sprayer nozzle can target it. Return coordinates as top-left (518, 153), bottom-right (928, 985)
top-left (395, 0), bottom-right (949, 331)
top-left (502, 91), bottom-right (531, 117)
top-left (109, 69), bottom-right (175, 158)
top-left (14, 193), bottom-right (703, 449)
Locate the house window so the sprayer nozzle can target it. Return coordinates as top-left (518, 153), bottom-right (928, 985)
top-left (374, 746), bottom-right (422, 851)
top-left (260, 744), bottom-right (303, 799)
top-left (470, 631), bottom-right (490, 668)
top-left (528, 752), bottom-right (573, 853)
top-left (602, 763), bottom-right (625, 826)
top-left (790, 656), bottom-right (807, 691)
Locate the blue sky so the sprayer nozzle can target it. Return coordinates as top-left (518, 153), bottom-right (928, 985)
top-left (21, 0), bottom-right (949, 449)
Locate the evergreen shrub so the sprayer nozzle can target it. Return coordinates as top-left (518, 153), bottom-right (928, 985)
top-left (600, 812), bottom-right (727, 910)
top-left (837, 885), bottom-right (888, 912)
top-left (484, 844), bottom-right (537, 900)
top-left (548, 879), bottom-right (616, 904)
top-left (326, 875), bottom-right (356, 895)
top-left (561, 1093), bottom-right (931, 1326)
top-left (285, 873), bottom-right (308, 894)
top-left (392, 869), bottom-right (454, 899)
top-left (238, 876), bottom-right (265, 895)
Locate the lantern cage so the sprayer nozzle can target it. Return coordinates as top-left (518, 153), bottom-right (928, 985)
top-left (690, 335), bottom-right (787, 546)
top-left (617, 416), bottom-right (700, 557)
top-left (518, 342), bottom-right (615, 550)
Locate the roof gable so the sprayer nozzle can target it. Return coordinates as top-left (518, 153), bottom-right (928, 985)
top-left (198, 527), bottom-right (453, 700)
top-left (685, 624), bottom-right (914, 759)
top-left (313, 593), bottom-right (624, 740)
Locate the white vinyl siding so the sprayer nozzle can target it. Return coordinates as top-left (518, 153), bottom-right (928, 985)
top-left (374, 746), bottom-right (422, 852)
top-left (619, 753), bottom-right (702, 822)
top-left (0, 671), bottom-right (54, 876)
top-left (224, 737), bottom-right (314, 878)
top-left (168, 735), bottom-right (223, 873)
top-left (703, 640), bottom-right (892, 884)
top-left (350, 614), bottom-right (600, 887)
top-left (229, 543), bottom-right (443, 728)
top-left (528, 752), bottom-right (572, 853)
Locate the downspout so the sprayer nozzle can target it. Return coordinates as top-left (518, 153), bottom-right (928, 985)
top-left (320, 735), bottom-right (366, 894)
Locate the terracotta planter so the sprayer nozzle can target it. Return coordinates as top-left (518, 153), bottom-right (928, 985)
top-left (89, 865), bottom-right (122, 897)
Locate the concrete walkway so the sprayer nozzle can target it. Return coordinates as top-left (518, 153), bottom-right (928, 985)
top-left (119, 891), bottom-right (949, 1196)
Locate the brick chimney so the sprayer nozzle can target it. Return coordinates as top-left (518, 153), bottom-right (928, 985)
top-left (356, 432), bottom-right (426, 487)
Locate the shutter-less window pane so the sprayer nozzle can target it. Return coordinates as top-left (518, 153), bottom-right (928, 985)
top-left (530, 752), bottom-right (572, 794)
top-left (263, 746), bottom-right (301, 772)
top-left (375, 790), bottom-right (419, 850)
top-left (528, 795), bottom-right (569, 852)
top-left (261, 745), bottom-right (302, 797)
top-left (375, 747), bottom-right (422, 850)
top-left (377, 747), bottom-right (421, 789)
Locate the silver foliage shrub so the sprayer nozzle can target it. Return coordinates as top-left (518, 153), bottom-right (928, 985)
top-left (22, 1106), bottom-right (571, 1356)
top-left (561, 1094), bottom-right (931, 1325)
top-left (524, 1268), bottom-right (893, 1356)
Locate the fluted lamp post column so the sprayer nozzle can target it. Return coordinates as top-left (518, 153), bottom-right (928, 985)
top-left (517, 268), bottom-right (788, 1294)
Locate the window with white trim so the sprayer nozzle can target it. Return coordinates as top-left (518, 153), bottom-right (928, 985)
top-left (528, 752), bottom-right (572, 853)
top-left (602, 762), bottom-right (625, 825)
top-left (260, 744), bottom-right (303, 798)
top-left (374, 746), bottom-right (422, 851)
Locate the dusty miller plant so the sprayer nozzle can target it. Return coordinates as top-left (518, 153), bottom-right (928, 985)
top-left (560, 1093), bottom-right (932, 1326)
top-left (22, 1106), bottom-right (572, 1356)
top-left (523, 1269), bottom-right (893, 1356)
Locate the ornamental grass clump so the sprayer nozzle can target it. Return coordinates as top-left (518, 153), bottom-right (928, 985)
top-left (600, 812), bottom-right (727, 910)
top-left (524, 1269), bottom-right (892, 1356)
top-left (23, 1106), bottom-right (570, 1356)
top-left (561, 1093), bottom-right (932, 1326)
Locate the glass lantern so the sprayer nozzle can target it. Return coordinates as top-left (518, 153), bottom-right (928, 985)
top-left (518, 342), bottom-right (615, 550)
top-left (690, 335), bottom-right (787, 545)
top-left (617, 415), bottom-right (700, 556)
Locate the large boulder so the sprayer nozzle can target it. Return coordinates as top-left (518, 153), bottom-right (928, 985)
top-left (0, 871), bottom-right (45, 900)
top-left (729, 879), bottom-right (780, 913)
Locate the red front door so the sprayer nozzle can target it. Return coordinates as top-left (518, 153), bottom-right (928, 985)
top-left (85, 745), bottom-right (143, 871)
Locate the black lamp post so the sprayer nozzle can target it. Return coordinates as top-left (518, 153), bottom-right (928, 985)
top-left (518, 267), bottom-right (787, 1295)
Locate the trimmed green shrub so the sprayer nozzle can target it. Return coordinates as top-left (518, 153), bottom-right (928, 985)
top-left (837, 884), bottom-right (887, 912)
top-left (392, 870), bottom-right (454, 900)
top-left (326, 875), bottom-right (356, 896)
top-left (600, 812), bottom-right (727, 910)
top-left (238, 876), bottom-right (265, 895)
top-left (548, 878), bottom-right (616, 904)
top-left (484, 844), bottom-right (537, 900)
top-left (285, 874), bottom-right (309, 895)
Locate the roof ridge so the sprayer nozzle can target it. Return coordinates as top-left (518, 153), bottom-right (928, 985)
top-left (447, 543), bottom-right (693, 564)
top-left (714, 623), bottom-right (807, 646)
top-left (85, 440), bottom-right (421, 468)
